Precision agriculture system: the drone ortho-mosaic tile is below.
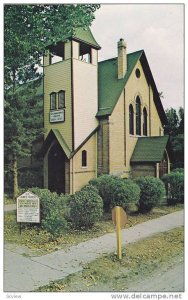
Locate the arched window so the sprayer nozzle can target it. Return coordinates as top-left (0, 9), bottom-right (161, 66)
top-left (82, 150), bottom-right (87, 167)
top-left (136, 96), bottom-right (141, 135)
top-left (50, 92), bottom-right (56, 110)
top-left (129, 104), bottom-right (134, 135)
top-left (143, 107), bottom-right (148, 136)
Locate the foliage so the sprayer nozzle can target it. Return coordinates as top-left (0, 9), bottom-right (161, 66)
top-left (89, 175), bottom-right (118, 211)
top-left (135, 176), bottom-right (165, 212)
top-left (170, 134), bottom-right (184, 169)
top-left (164, 108), bottom-right (179, 136)
top-left (162, 171), bottom-right (184, 205)
top-left (4, 80), bottom-right (43, 198)
top-left (109, 179), bottom-right (140, 211)
top-left (69, 185), bottom-right (103, 229)
top-left (172, 168), bottom-right (184, 173)
top-left (89, 175), bottom-right (140, 212)
top-left (18, 167), bottom-right (43, 189)
top-left (4, 4), bottom-right (100, 198)
top-left (164, 107), bottom-right (184, 169)
top-left (30, 188), bottom-right (69, 237)
top-left (4, 4), bottom-right (100, 88)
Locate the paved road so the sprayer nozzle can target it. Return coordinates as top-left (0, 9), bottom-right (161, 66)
top-left (4, 210), bottom-right (184, 292)
top-left (127, 257), bottom-right (184, 292)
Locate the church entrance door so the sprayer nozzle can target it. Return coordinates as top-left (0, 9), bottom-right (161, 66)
top-left (48, 143), bottom-right (66, 194)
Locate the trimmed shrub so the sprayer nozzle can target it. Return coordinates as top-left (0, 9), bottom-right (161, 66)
top-left (110, 179), bottom-right (140, 211)
top-left (89, 175), bottom-right (118, 211)
top-left (172, 168), bottom-right (184, 174)
top-left (162, 171), bottom-right (184, 205)
top-left (135, 176), bottom-right (165, 213)
top-left (69, 185), bottom-right (103, 229)
top-left (30, 188), bottom-right (69, 237)
top-left (89, 175), bottom-right (140, 212)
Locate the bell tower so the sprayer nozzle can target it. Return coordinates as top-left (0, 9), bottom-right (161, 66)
top-left (43, 27), bottom-right (101, 151)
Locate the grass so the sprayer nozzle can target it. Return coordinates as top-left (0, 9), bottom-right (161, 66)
top-left (4, 204), bottom-right (183, 255)
top-left (37, 226), bottom-right (184, 292)
top-left (4, 194), bottom-right (15, 205)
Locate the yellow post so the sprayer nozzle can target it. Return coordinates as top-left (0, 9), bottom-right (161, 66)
top-left (116, 206), bottom-right (122, 260)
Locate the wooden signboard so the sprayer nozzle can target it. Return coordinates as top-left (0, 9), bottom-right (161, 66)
top-left (112, 206), bottom-right (127, 260)
top-left (112, 206), bottom-right (127, 229)
top-left (17, 191), bottom-right (40, 224)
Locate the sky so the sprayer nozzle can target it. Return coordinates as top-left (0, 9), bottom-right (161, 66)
top-left (90, 4), bottom-right (184, 111)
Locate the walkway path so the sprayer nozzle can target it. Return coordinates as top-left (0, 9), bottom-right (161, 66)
top-left (4, 203), bottom-right (16, 212)
top-left (4, 210), bottom-right (184, 292)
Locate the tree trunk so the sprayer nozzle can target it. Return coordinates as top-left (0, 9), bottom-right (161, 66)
top-left (13, 154), bottom-right (18, 200)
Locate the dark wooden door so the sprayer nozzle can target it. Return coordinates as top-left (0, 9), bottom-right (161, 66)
top-left (48, 143), bottom-right (66, 194)
top-left (159, 152), bottom-right (168, 179)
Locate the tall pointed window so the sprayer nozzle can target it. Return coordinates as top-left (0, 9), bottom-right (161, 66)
top-left (129, 104), bottom-right (134, 135)
top-left (82, 150), bottom-right (87, 167)
top-left (136, 96), bottom-right (141, 135)
top-left (143, 107), bottom-right (148, 136)
top-left (50, 92), bottom-right (56, 110)
top-left (58, 90), bottom-right (65, 109)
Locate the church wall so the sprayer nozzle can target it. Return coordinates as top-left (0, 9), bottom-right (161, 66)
top-left (43, 60), bottom-right (73, 150)
top-left (108, 59), bottom-right (164, 178)
top-left (109, 91), bottom-right (126, 176)
top-left (97, 118), bottom-right (109, 175)
top-left (73, 58), bottom-right (98, 149)
top-left (149, 87), bottom-right (164, 136)
top-left (70, 132), bottom-right (97, 193)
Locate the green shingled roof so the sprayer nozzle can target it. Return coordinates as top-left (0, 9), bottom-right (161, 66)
top-left (97, 50), bottom-right (143, 117)
top-left (61, 27), bottom-right (101, 49)
top-left (131, 136), bottom-right (169, 163)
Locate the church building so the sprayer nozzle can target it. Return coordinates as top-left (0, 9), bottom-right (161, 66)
top-left (40, 27), bottom-right (170, 194)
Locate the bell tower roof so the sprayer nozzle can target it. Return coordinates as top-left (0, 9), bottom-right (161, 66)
top-left (60, 27), bottom-right (101, 50)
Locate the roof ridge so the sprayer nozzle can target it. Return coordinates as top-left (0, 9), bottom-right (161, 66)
top-left (99, 49), bottom-right (144, 64)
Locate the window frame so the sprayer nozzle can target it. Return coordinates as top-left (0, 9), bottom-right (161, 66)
top-left (50, 92), bottom-right (56, 110)
top-left (58, 90), bottom-right (65, 109)
top-left (81, 150), bottom-right (87, 168)
top-left (136, 96), bottom-right (141, 136)
top-left (129, 104), bottom-right (134, 135)
top-left (143, 107), bottom-right (148, 136)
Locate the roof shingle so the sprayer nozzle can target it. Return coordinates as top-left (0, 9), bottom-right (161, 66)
top-left (131, 136), bottom-right (169, 163)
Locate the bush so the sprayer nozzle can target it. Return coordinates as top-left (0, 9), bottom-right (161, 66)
top-left (30, 188), bottom-right (69, 237)
top-left (89, 175), bottom-right (140, 212)
top-left (89, 175), bottom-right (118, 211)
top-left (162, 171), bottom-right (184, 205)
top-left (69, 185), bottom-right (103, 229)
top-left (135, 176), bottom-right (165, 213)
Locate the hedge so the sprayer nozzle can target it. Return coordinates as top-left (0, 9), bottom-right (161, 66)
top-left (135, 176), bottom-right (165, 212)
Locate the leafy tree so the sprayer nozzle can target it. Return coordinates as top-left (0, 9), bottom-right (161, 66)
top-left (164, 107), bottom-right (184, 169)
top-left (4, 4), bottom-right (100, 198)
top-left (164, 108), bottom-right (179, 136)
top-left (4, 80), bottom-right (43, 197)
top-left (178, 107), bottom-right (184, 134)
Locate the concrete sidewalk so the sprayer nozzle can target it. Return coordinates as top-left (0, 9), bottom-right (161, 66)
top-left (4, 204), bottom-right (16, 212)
top-left (4, 210), bottom-right (184, 292)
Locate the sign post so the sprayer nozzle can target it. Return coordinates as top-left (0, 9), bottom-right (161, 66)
top-left (17, 191), bottom-right (40, 234)
top-left (112, 206), bottom-right (127, 260)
